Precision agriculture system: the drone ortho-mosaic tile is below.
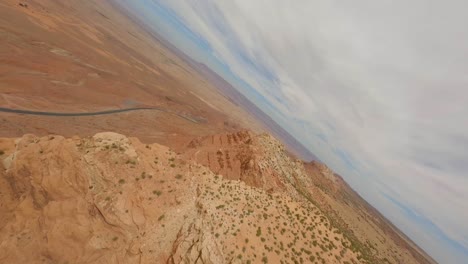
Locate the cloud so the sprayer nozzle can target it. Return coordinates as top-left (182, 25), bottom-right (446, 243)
top-left (135, 0), bottom-right (468, 262)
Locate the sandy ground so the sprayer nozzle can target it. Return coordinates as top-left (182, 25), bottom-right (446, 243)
top-left (0, 0), bottom-right (263, 149)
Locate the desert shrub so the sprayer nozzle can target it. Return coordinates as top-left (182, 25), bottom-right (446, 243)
top-left (256, 227), bottom-right (262, 237)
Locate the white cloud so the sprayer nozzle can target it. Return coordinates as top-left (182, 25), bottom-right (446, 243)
top-left (141, 0), bottom-right (468, 262)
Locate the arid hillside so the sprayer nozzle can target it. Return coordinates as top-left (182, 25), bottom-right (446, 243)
top-left (0, 132), bottom-right (435, 264)
top-left (0, 0), bottom-right (263, 147)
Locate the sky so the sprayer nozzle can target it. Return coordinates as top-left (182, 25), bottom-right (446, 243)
top-left (127, 1), bottom-right (468, 263)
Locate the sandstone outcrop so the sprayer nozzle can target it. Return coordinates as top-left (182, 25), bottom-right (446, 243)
top-left (0, 131), bottom-right (431, 264)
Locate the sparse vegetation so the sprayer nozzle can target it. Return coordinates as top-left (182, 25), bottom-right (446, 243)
top-left (0, 126), bottom-right (419, 264)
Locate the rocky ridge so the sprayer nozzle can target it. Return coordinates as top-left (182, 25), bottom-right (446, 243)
top-left (0, 131), bottom-right (431, 264)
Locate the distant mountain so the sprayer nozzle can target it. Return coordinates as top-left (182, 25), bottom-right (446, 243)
top-left (120, 5), bottom-right (319, 162)
top-left (193, 62), bottom-right (320, 162)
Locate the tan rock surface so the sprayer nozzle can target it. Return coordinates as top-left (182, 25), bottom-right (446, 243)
top-left (0, 131), bottom-right (434, 264)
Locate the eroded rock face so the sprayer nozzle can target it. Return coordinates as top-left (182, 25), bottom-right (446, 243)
top-left (181, 131), bottom-right (289, 191)
top-left (0, 132), bottom-right (203, 263)
top-left (168, 219), bottom-right (224, 264)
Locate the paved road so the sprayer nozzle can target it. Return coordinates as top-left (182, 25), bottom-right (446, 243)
top-left (0, 107), bottom-right (199, 123)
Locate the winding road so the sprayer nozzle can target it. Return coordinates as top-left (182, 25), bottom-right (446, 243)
top-left (0, 107), bottom-right (199, 123)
